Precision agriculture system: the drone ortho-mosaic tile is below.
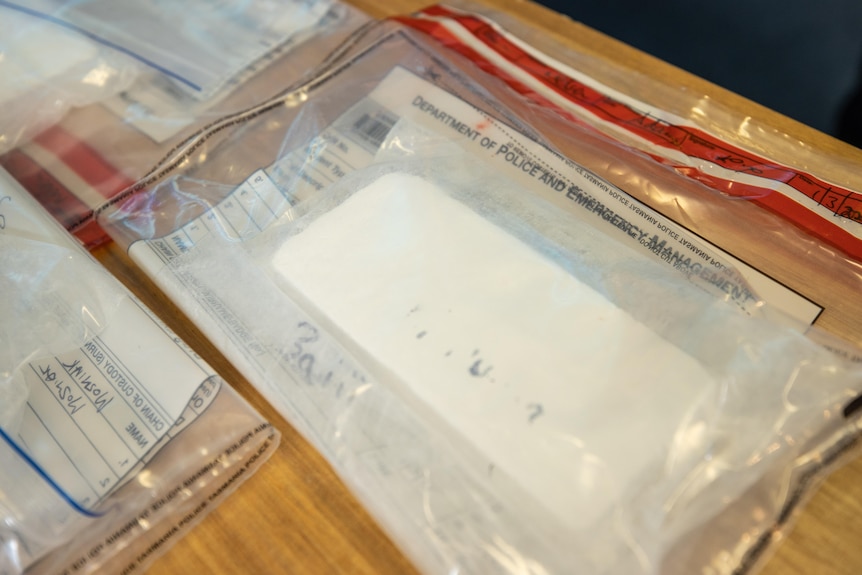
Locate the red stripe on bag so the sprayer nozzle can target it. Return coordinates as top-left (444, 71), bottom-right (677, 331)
top-left (396, 7), bottom-right (862, 261)
top-left (32, 125), bottom-right (135, 200)
top-left (1, 150), bottom-right (110, 248)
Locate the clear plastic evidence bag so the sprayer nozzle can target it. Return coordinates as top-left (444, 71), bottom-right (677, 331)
top-left (0, 166), bottom-right (278, 574)
top-left (392, 3), bottom-right (862, 348)
top-left (96, 18), bottom-right (862, 575)
top-left (0, 0), bottom-right (365, 248)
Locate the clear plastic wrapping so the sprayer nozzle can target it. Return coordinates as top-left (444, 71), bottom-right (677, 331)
top-left (0, 167), bottom-right (279, 573)
top-left (0, 0), bottom-right (369, 248)
top-left (93, 20), bottom-right (862, 575)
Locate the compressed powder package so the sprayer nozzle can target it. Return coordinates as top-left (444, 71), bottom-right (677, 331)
top-left (272, 172), bottom-right (715, 531)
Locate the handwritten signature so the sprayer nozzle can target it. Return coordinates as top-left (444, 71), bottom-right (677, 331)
top-left (0, 195), bottom-right (10, 230)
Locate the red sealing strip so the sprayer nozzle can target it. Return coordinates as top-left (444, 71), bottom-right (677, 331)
top-left (0, 149), bottom-right (109, 248)
top-left (32, 125), bottom-right (135, 201)
top-left (394, 6), bottom-right (862, 261)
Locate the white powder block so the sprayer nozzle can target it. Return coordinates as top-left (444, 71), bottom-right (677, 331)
top-left (272, 173), bottom-right (714, 530)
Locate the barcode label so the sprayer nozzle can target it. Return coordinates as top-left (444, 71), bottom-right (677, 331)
top-left (351, 111), bottom-right (398, 152)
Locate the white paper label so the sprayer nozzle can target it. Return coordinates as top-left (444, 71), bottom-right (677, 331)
top-left (0, 167), bottom-right (218, 566)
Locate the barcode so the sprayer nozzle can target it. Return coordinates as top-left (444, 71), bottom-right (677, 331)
top-left (351, 111), bottom-right (398, 151)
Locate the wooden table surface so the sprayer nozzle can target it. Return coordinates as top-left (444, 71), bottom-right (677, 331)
top-left (90, 1), bottom-right (862, 574)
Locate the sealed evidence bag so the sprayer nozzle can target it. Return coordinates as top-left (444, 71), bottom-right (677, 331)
top-left (4, 2), bottom-right (862, 574)
top-left (88, 7), bottom-right (862, 575)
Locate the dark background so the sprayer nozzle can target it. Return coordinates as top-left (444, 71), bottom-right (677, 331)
top-left (535, 0), bottom-right (862, 147)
